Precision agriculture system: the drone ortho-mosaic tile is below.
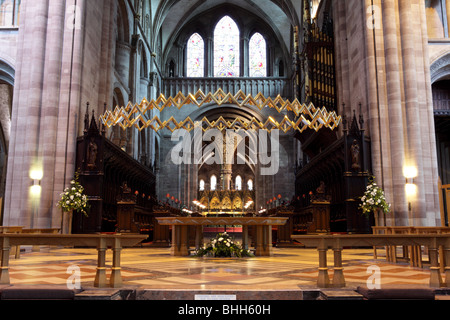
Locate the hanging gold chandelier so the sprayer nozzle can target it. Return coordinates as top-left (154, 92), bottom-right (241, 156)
top-left (100, 89), bottom-right (342, 133)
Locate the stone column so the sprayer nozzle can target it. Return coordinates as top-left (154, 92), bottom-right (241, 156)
top-left (381, 0), bottom-right (408, 225)
top-left (399, 0), bottom-right (426, 225)
top-left (364, 0), bottom-right (383, 190)
top-left (38, 0), bottom-right (67, 228)
top-left (116, 42), bottom-right (131, 81)
top-left (241, 36), bottom-right (249, 77)
top-left (3, 0), bottom-right (120, 230)
top-left (206, 36), bottom-right (214, 77)
top-left (419, 0), bottom-right (441, 225)
top-left (3, 0), bottom-right (50, 228)
top-left (97, 0), bottom-right (116, 109)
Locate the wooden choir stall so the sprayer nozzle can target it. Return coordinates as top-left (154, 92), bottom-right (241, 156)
top-left (72, 106), bottom-right (157, 238)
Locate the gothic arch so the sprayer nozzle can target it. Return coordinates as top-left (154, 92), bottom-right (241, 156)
top-left (430, 52), bottom-right (450, 84)
top-left (189, 103), bottom-right (265, 124)
top-left (0, 59), bottom-right (13, 220)
top-left (0, 59), bottom-right (13, 147)
top-left (139, 41), bottom-right (149, 79)
top-left (111, 87), bottom-right (129, 150)
top-left (116, 0), bottom-right (131, 44)
top-left (0, 59), bottom-right (14, 86)
top-left (164, 3), bottom-right (290, 78)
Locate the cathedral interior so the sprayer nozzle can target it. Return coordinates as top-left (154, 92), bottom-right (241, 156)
top-left (1, 0), bottom-right (450, 302)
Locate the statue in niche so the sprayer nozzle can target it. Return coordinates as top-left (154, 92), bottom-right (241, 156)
top-left (87, 137), bottom-right (98, 169)
top-left (350, 139), bottom-right (360, 171)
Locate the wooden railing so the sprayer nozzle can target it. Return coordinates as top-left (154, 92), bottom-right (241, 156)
top-left (372, 226), bottom-right (450, 268)
top-left (163, 77), bottom-right (294, 99)
top-left (291, 234), bottom-right (450, 288)
top-left (0, 234), bottom-right (147, 288)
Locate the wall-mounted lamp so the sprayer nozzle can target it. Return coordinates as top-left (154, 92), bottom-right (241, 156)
top-left (30, 169), bottom-right (43, 197)
top-left (403, 166), bottom-right (418, 197)
top-left (405, 183), bottom-right (417, 197)
top-left (403, 166), bottom-right (418, 181)
top-left (403, 166), bottom-right (418, 222)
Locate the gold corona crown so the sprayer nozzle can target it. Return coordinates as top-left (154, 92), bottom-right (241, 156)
top-left (100, 89), bottom-right (341, 133)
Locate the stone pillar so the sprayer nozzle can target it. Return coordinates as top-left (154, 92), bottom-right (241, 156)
top-left (399, 0), bottom-right (426, 225)
top-left (206, 36), bottom-right (214, 77)
top-left (381, 0), bottom-right (408, 225)
top-left (4, 0), bottom-right (52, 228)
top-left (419, 0), bottom-right (441, 226)
top-left (97, 0), bottom-right (116, 109)
top-left (364, 0), bottom-right (383, 190)
top-left (241, 36), bottom-right (249, 77)
top-left (4, 0), bottom-right (118, 230)
top-left (333, 0), bottom-right (441, 227)
top-left (115, 43), bottom-right (131, 86)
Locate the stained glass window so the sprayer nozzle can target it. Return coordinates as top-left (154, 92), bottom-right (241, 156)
top-left (247, 179), bottom-right (253, 191)
top-left (214, 16), bottom-right (240, 77)
top-left (235, 176), bottom-right (242, 191)
top-left (186, 33), bottom-right (204, 77)
top-left (249, 33), bottom-right (267, 77)
top-left (210, 175), bottom-right (217, 191)
top-left (199, 179), bottom-right (205, 191)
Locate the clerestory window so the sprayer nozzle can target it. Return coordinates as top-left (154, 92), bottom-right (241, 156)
top-left (249, 32), bottom-right (267, 77)
top-left (213, 15), bottom-right (240, 77)
top-left (185, 16), bottom-right (269, 78)
top-left (186, 33), bottom-right (205, 77)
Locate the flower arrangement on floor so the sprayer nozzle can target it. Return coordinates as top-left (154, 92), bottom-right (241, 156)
top-left (195, 232), bottom-right (254, 258)
top-left (57, 171), bottom-right (90, 217)
top-left (359, 178), bottom-right (391, 217)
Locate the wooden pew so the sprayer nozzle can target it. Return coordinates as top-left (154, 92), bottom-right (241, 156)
top-left (291, 233), bottom-right (450, 288)
top-left (0, 233), bottom-right (147, 288)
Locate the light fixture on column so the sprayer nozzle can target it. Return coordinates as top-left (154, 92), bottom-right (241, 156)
top-left (404, 166), bottom-right (418, 197)
top-left (404, 166), bottom-right (418, 224)
top-left (29, 168), bottom-right (43, 197)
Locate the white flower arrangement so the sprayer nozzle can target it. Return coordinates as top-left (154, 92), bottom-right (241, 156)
top-left (57, 172), bottom-right (90, 217)
top-left (359, 178), bottom-right (391, 216)
top-left (195, 232), bottom-right (253, 258)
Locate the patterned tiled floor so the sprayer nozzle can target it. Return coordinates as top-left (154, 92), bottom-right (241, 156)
top-left (6, 245), bottom-right (439, 290)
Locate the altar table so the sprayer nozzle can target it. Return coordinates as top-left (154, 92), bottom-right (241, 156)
top-left (155, 217), bottom-right (288, 256)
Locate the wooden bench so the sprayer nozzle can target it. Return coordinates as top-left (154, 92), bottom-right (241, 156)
top-left (0, 234), bottom-right (147, 288)
top-left (291, 234), bottom-right (450, 288)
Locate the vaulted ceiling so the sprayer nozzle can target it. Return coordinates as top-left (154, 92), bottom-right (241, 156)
top-left (149, 0), bottom-right (302, 60)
